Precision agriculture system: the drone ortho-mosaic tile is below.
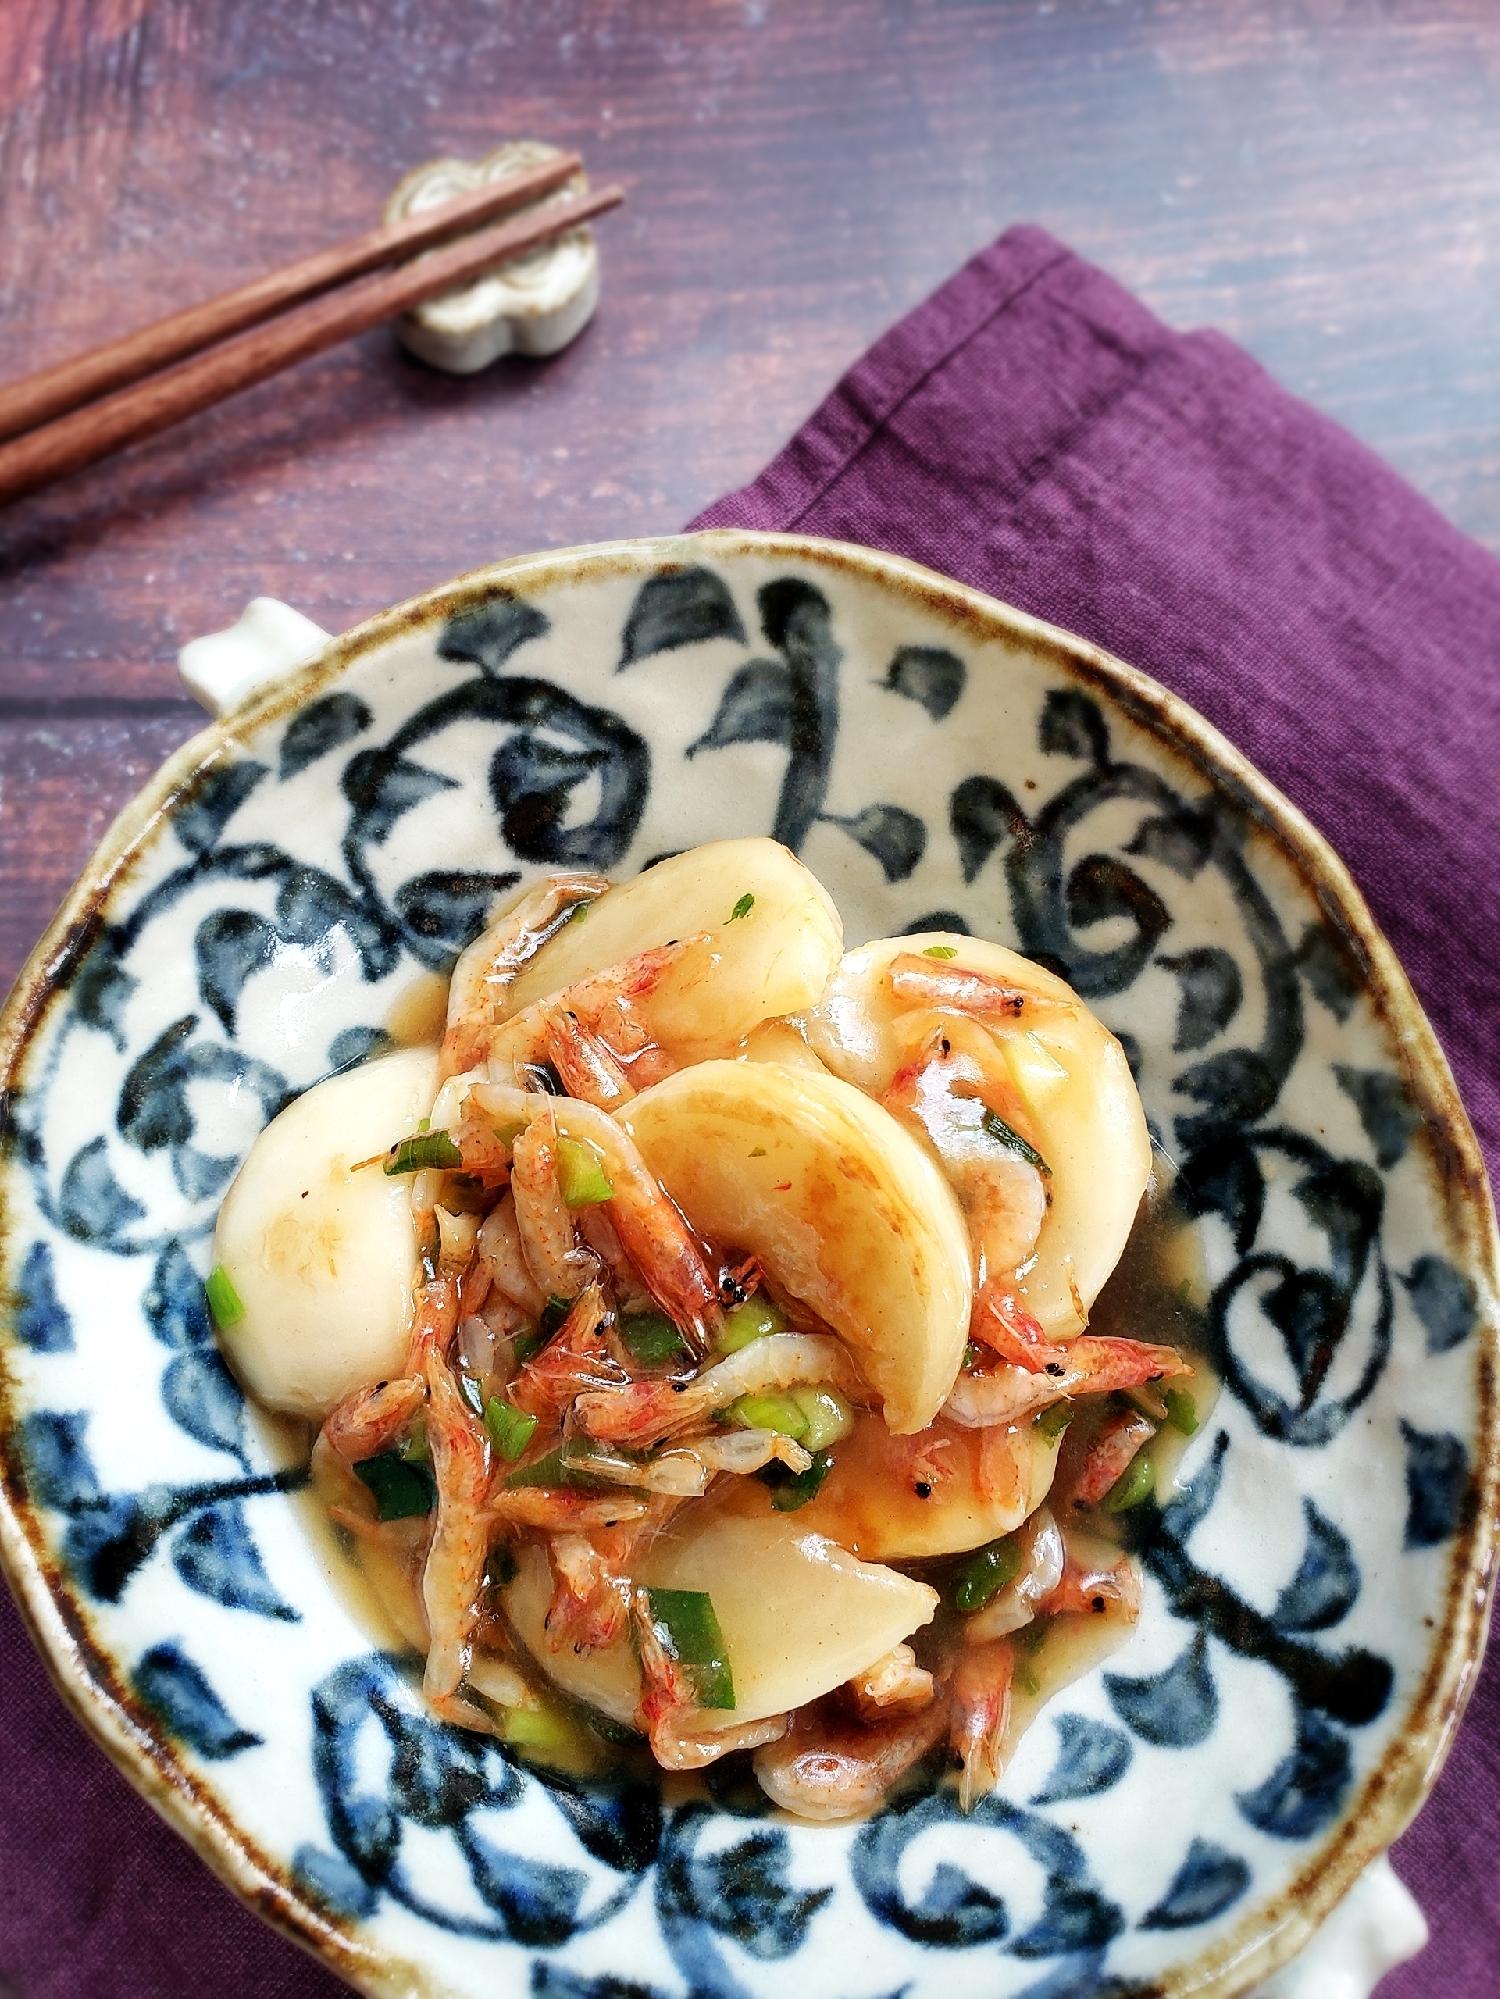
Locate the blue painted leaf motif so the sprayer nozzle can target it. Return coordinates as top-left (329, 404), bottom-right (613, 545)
top-left (173, 760), bottom-right (269, 855)
top-left (491, 734), bottom-right (621, 867)
top-left (881, 644), bottom-right (966, 720)
top-left (1029, 1713), bottom-right (1132, 1805)
top-left (437, 592), bottom-right (551, 676)
top-left (1295, 921), bottom-right (1362, 1022)
top-left (1125, 806), bottom-right (1216, 880)
top-left (456, 1825), bottom-right (590, 1945)
top-left (279, 692), bottom-right (373, 780)
top-left (275, 864), bottom-right (399, 977)
top-left (292, 1843), bottom-right (379, 1920)
top-left (1138, 1838), bottom-right (1251, 1929)
top-left (1156, 1429), bottom-right (1229, 1542)
top-left (682, 1823), bottom-right (831, 1961)
top-left (133, 1641), bottom-right (262, 1757)
top-left (172, 1145), bottom-right (241, 1203)
top-left (1173, 1049), bottom-right (1280, 1132)
top-left (343, 748), bottom-right (460, 845)
top-left (58, 1137), bottom-right (146, 1245)
top-left (619, 566), bottom-right (746, 664)
top-left (117, 1019), bottom-right (289, 1191)
top-left (1066, 857), bottom-right (1170, 975)
top-left (758, 578), bottom-right (841, 853)
top-left (1105, 1633), bottom-right (1218, 1748)
top-left (1013, 1961), bottom-right (1134, 1999)
top-left (1400, 1421), bottom-right (1471, 1547)
top-left (69, 924), bottom-right (138, 1047)
top-left (329, 1026), bottom-right (397, 1072)
top-left (1176, 1131), bottom-right (1264, 1256)
top-left (1334, 1064), bottom-right (1422, 1168)
top-left (903, 908), bottom-right (972, 936)
top-left (851, 1795), bottom-right (1010, 1947)
top-left (144, 1240), bottom-right (212, 1349)
top-left (194, 908), bottom-right (278, 1031)
top-left (531, 1969), bottom-right (664, 1999)
top-left (534, 1771), bottom-right (662, 1875)
top-left (1009, 1880), bottom-right (1126, 1959)
top-left (687, 657), bottom-right (795, 755)
top-left (1039, 689), bottom-right (1109, 767)
top-left (18, 1410), bottom-right (100, 1509)
top-left (15, 1239), bottom-right (73, 1351)
top-left (394, 869), bottom-right (520, 968)
top-left (1273, 1501), bottom-right (1359, 1632)
top-left (1157, 947), bottom-right (1243, 1052)
top-left (824, 803), bottom-right (927, 883)
top-left (1236, 1709), bottom-right (1351, 1839)
top-left (171, 1500), bottom-right (298, 1619)
top-left (1293, 1158), bottom-right (1383, 1286)
top-left (1402, 1255), bottom-right (1479, 1354)
top-left (950, 774), bottom-right (1031, 885)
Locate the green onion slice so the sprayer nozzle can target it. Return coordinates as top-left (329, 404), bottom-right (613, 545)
top-left (485, 1398), bottom-right (538, 1463)
top-left (790, 1385), bottom-right (854, 1450)
top-left (384, 1130), bottom-right (462, 1175)
top-left (951, 1534), bottom-right (1023, 1613)
top-left (539, 1295), bottom-right (573, 1337)
top-left (717, 1297), bottom-right (787, 1353)
top-left (644, 1587), bottom-right (735, 1709)
top-left (619, 1311), bottom-right (690, 1366)
top-left (730, 1392), bottom-right (808, 1440)
top-left (1104, 1451), bottom-right (1157, 1514)
top-left (728, 893), bottom-right (755, 922)
top-left (353, 1451), bottom-right (437, 1521)
top-left (205, 1264), bottom-right (245, 1331)
top-left (922, 944), bottom-right (959, 959)
top-left (1163, 1387), bottom-right (1199, 1437)
top-left (1034, 1400), bottom-right (1073, 1443)
top-left (504, 1440), bottom-right (615, 1491)
top-left (556, 1136), bottom-right (613, 1209)
top-left (757, 1447), bottom-right (835, 1513)
top-left (979, 1109), bottom-right (1050, 1176)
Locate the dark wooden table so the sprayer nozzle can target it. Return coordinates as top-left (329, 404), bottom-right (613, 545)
top-left (2, 2), bottom-right (1498, 1993)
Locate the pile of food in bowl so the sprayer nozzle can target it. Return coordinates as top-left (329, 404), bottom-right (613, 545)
top-left (209, 835), bottom-right (1202, 1821)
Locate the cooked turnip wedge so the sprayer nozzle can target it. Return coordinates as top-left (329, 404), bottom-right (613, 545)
top-left (618, 1060), bottom-right (973, 1432)
top-left (802, 934), bottom-right (1151, 1338)
top-left (212, 1046), bottom-right (437, 1418)
top-left (505, 1499), bottom-right (939, 1731)
top-left (498, 837), bottom-right (843, 1047)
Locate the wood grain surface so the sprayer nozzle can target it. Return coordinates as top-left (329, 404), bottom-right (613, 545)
top-left (0, 12), bottom-right (1497, 1987)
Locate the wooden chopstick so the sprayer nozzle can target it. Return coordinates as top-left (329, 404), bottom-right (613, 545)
top-left (0, 151), bottom-right (585, 449)
top-left (0, 181), bottom-right (623, 510)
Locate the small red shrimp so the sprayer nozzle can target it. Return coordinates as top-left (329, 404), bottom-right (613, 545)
top-left (442, 871), bottom-right (610, 1077)
top-left (541, 1004), bottom-right (635, 1108)
top-left (950, 1638), bottom-right (1015, 1811)
top-left (944, 1337), bottom-right (1190, 1429)
top-left (887, 953), bottom-right (1070, 1021)
top-left (510, 1112), bottom-right (601, 1300)
top-left (848, 1644), bottom-right (936, 1720)
top-left (489, 1489), bottom-right (651, 1531)
top-left (630, 1588), bottom-right (788, 1771)
top-left (1060, 1408), bottom-right (1158, 1512)
top-left (752, 1697), bottom-right (950, 1821)
top-left (319, 1375), bottom-right (426, 1466)
top-left (572, 1332), bottom-right (855, 1449)
top-left (964, 1507), bottom-right (1066, 1642)
top-left (509, 1284), bottom-right (628, 1423)
top-left (969, 1284), bottom-right (1069, 1372)
top-left (476, 1192), bottom-right (547, 1318)
top-left (545, 1533), bottom-right (633, 1654)
top-left (1043, 1552), bottom-right (1142, 1621)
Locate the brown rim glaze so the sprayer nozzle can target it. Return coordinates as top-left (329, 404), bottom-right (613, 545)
top-left (1, 530), bottom-right (1496, 1999)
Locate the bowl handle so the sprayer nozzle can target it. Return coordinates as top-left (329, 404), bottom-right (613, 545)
top-left (178, 597), bottom-right (332, 717)
top-left (1252, 1855), bottom-right (1427, 1997)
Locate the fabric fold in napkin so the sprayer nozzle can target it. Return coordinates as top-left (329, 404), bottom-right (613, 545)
top-left (3, 224), bottom-right (1497, 1997)
top-left (694, 222), bottom-right (1500, 1999)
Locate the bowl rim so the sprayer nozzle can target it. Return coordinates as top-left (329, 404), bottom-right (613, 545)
top-left (1, 527), bottom-right (1495, 1999)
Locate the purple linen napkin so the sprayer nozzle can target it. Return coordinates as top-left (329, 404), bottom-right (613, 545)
top-left (693, 222), bottom-right (1500, 1998)
top-left (3, 224), bottom-right (1497, 1998)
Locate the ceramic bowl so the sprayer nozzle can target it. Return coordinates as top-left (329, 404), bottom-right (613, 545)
top-left (2, 532), bottom-right (1495, 1999)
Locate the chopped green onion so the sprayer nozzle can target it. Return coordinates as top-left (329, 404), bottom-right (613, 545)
top-left (922, 944), bottom-right (959, 960)
top-left (730, 1392), bottom-right (808, 1440)
top-left (353, 1452), bottom-right (437, 1521)
top-left (728, 893), bottom-right (755, 922)
top-left (397, 1418), bottom-right (430, 1464)
top-left (205, 1264), bottom-right (245, 1331)
top-left (540, 1295), bottom-right (573, 1337)
top-left (748, 1145), bottom-right (767, 1158)
top-left (1034, 1401), bottom-right (1073, 1443)
top-left (979, 1109), bottom-right (1050, 1176)
top-left (951, 1534), bottom-right (1023, 1614)
top-left (758, 1448), bottom-right (835, 1512)
top-left (1163, 1388), bottom-right (1199, 1437)
top-left (504, 1441), bottom-right (614, 1490)
top-left (512, 1328), bottom-right (548, 1367)
top-left (384, 1130), bottom-right (463, 1175)
top-left (492, 1119), bottom-right (527, 1150)
top-left (790, 1385), bottom-right (854, 1450)
top-left (717, 1297), bottom-right (787, 1353)
top-left (418, 1117), bottom-right (431, 1133)
top-left (644, 1587), bottom-right (735, 1709)
top-left (457, 1371), bottom-right (485, 1417)
top-left (963, 1340), bottom-right (982, 1370)
top-left (485, 1398), bottom-right (538, 1463)
top-left (567, 899), bottom-right (590, 923)
top-left (619, 1311), bottom-right (690, 1366)
top-left (556, 1136), bottom-right (613, 1209)
top-left (1015, 1664), bottom-right (1041, 1698)
top-left (1016, 1617), bottom-right (1049, 1655)
top-left (502, 1702), bottom-right (584, 1758)
top-left (1104, 1451), bottom-right (1157, 1514)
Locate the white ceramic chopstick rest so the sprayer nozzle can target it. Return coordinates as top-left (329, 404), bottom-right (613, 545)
top-left (383, 140), bottom-right (600, 374)
top-left (178, 596), bottom-right (332, 717)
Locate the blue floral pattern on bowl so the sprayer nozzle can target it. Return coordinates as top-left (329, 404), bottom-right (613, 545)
top-left (1, 532), bottom-right (1494, 1999)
